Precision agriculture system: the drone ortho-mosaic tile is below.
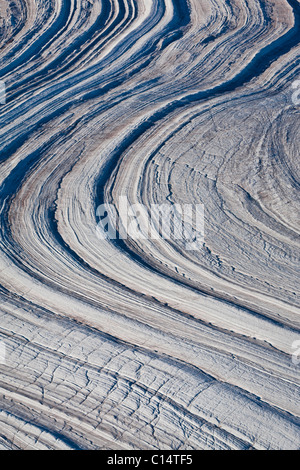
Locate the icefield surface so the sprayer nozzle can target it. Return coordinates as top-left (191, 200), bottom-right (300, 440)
top-left (0, 0), bottom-right (299, 450)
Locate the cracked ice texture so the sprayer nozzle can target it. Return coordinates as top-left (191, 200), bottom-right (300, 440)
top-left (0, 0), bottom-right (299, 450)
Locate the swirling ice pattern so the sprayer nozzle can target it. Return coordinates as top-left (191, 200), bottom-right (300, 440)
top-left (0, 0), bottom-right (299, 450)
